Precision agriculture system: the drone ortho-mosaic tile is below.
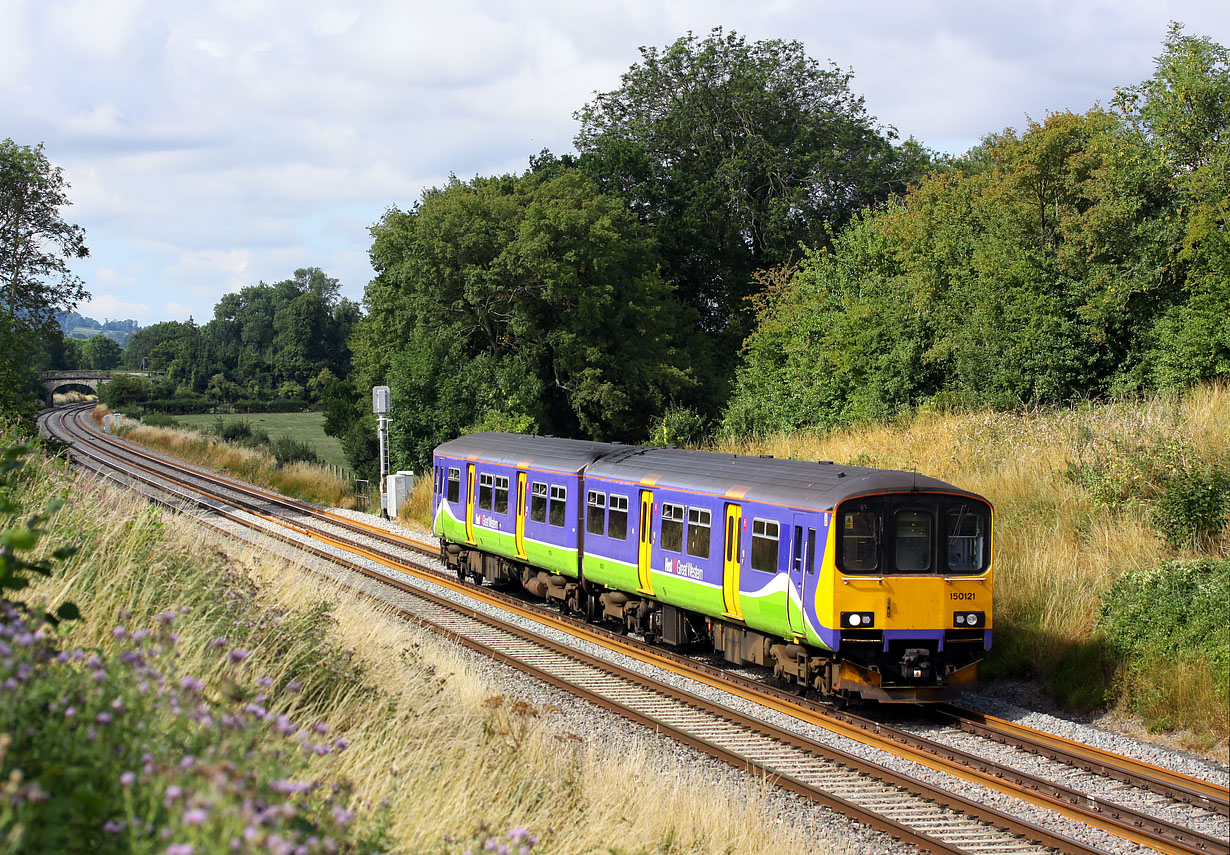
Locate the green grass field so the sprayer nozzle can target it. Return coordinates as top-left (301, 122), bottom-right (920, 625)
top-left (174, 412), bottom-right (348, 469)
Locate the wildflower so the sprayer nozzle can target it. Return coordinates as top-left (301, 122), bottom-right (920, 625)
top-left (180, 756), bottom-right (195, 769)
top-left (228, 648), bottom-right (249, 663)
top-left (112, 626), bottom-right (127, 639)
top-left (210, 637), bottom-right (227, 648)
top-left (182, 807), bottom-right (208, 826)
top-left (330, 806), bottom-right (353, 826)
top-left (96, 712), bottom-right (111, 725)
top-left (179, 675), bottom-right (204, 693)
top-left (286, 680), bottom-right (301, 692)
top-left (157, 610), bottom-right (176, 625)
top-left (331, 738), bottom-right (349, 751)
top-left (163, 785), bottom-right (183, 806)
top-left (258, 676), bottom-right (273, 687)
top-left (120, 771), bottom-right (135, 788)
top-left (312, 721), bottom-right (329, 735)
top-left (166, 844), bottom-right (194, 855)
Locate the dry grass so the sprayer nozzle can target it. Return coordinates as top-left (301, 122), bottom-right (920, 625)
top-left (23, 458), bottom-right (833, 854)
top-left (93, 405), bottom-right (357, 509)
top-left (52, 390), bottom-right (97, 405)
top-left (398, 473), bottom-right (435, 531)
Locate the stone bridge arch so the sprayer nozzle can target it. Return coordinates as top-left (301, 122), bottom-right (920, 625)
top-left (40, 371), bottom-right (153, 406)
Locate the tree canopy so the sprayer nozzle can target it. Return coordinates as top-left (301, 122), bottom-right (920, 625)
top-left (723, 26), bottom-right (1230, 435)
top-left (574, 29), bottom-right (926, 356)
top-left (0, 140), bottom-right (89, 325)
top-left (354, 168), bottom-right (694, 467)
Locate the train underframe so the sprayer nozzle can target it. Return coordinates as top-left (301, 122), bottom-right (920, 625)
top-left (441, 541), bottom-right (982, 703)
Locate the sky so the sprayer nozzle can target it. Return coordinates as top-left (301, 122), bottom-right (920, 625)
top-left (3, 0), bottom-right (1228, 329)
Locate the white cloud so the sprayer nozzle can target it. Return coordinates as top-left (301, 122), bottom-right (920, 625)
top-left (4, 0), bottom-right (1227, 326)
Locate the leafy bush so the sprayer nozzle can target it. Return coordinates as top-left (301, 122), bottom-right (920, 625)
top-left (269, 437), bottom-right (321, 468)
top-left (646, 405), bottom-right (709, 447)
top-left (140, 411), bottom-right (180, 428)
top-left (1152, 463), bottom-right (1230, 551)
top-left (213, 417), bottom-right (254, 444)
top-left (1064, 433), bottom-right (1229, 551)
top-left (1098, 559), bottom-right (1230, 666)
top-left (1097, 559), bottom-right (1230, 734)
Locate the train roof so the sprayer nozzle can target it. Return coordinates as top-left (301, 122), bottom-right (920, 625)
top-left (585, 446), bottom-right (987, 511)
top-left (434, 432), bottom-right (621, 475)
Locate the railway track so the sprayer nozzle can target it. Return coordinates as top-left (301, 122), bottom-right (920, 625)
top-left (42, 404), bottom-right (1230, 855)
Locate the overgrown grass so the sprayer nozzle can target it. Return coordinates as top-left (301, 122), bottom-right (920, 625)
top-left (7, 450), bottom-right (825, 854)
top-left (51, 391), bottom-right (97, 406)
top-left (92, 406), bottom-right (356, 510)
top-left (174, 413), bottom-right (347, 469)
top-left (713, 383), bottom-right (1230, 748)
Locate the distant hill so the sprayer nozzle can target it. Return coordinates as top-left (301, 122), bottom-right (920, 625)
top-left (56, 311), bottom-right (140, 348)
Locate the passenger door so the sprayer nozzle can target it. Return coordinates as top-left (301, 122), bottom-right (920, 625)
top-left (787, 514), bottom-right (814, 636)
top-left (464, 464), bottom-right (476, 544)
top-left (514, 471), bottom-right (527, 559)
top-left (723, 503), bottom-right (743, 619)
top-left (637, 489), bottom-right (654, 595)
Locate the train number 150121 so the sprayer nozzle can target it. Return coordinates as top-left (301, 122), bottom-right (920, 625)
top-left (950, 592), bottom-right (976, 601)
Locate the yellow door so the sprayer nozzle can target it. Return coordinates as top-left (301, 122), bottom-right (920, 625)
top-left (514, 472), bottom-right (527, 559)
top-left (723, 503), bottom-right (743, 619)
top-left (464, 464), bottom-right (476, 544)
top-left (637, 489), bottom-right (654, 595)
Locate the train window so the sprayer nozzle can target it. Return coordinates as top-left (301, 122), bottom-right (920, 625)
top-left (947, 506), bottom-right (986, 573)
top-left (895, 510), bottom-right (932, 572)
top-left (840, 509), bottom-right (879, 572)
top-left (478, 473), bottom-right (494, 511)
top-left (549, 485), bottom-right (567, 527)
top-left (447, 468), bottom-right (460, 503)
top-left (494, 476), bottom-right (509, 514)
top-left (751, 519), bottom-right (780, 572)
top-left (531, 482), bottom-right (547, 523)
top-left (608, 495), bottom-right (629, 540)
top-left (586, 491), bottom-right (606, 536)
top-left (661, 503), bottom-right (684, 552)
top-left (687, 508), bottom-right (711, 558)
top-left (807, 528), bottom-right (817, 574)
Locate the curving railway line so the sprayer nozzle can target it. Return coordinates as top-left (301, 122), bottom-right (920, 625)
top-left (41, 404), bottom-right (1230, 855)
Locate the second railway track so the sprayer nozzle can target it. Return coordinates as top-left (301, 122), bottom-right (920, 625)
top-left (42, 404), bottom-right (1230, 855)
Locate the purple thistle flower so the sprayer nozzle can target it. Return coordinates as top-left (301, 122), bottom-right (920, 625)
top-left (312, 721), bottom-right (329, 735)
top-left (228, 648), bottom-right (249, 663)
top-left (96, 712), bottom-right (111, 725)
top-left (182, 807), bottom-right (208, 826)
top-left (210, 637), bottom-right (227, 648)
top-left (112, 626), bottom-right (127, 639)
top-left (331, 737), bottom-right (349, 751)
top-left (163, 785), bottom-right (183, 805)
top-left (286, 680), bottom-right (301, 692)
top-left (157, 610), bottom-right (176, 624)
top-left (180, 756), bottom-right (195, 769)
top-left (165, 844), bottom-right (194, 855)
top-left (120, 771), bottom-right (135, 787)
top-left (179, 675), bottom-right (204, 693)
top-left (330, 806), bottom-right (354, 827)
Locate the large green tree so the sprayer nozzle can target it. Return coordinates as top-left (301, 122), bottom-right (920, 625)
top-left (79, 334), bottom-right (122, 370)
top-left (0, 141), bottom-right (89, 428)
top-left (356, 168), bottom-right (694, 467)
top-left (0, 140), bottom-right (89, 324)
top-left (574, 29), bottom-right (925, 371)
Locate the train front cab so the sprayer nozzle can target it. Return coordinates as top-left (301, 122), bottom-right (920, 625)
top-left (821, 491), bottom-right (993, 703)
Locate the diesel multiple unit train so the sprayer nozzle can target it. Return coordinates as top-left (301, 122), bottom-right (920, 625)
top-left (431, 433), bottom-right (993, 703)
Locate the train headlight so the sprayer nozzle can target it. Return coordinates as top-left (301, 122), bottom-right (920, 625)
top-left (841, 611), bottom-right (875, 628)
top-left (954, 611), bottom-right (985, 628)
